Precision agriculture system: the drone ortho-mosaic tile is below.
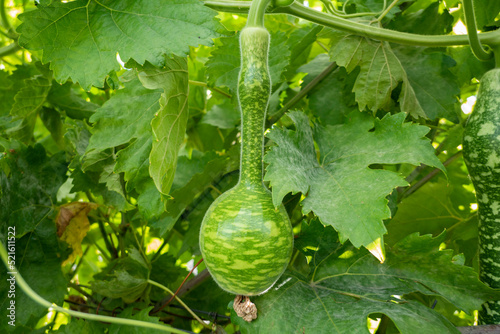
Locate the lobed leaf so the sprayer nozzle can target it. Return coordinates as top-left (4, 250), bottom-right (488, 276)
top-left (264, 111), bottom-right (444, 249)
top-left (17, 0), bottom-right (228, 90)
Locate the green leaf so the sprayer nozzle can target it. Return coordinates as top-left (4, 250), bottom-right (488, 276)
top-left (393, 46), bottom-right (460, 122)
top-left (8, 75), bottom-right (52, 142)
top-left (136, 180), bottom-right (164, 220)
top-left (473, 0), bottom-right (500, 28)
top-left (39, 107), bottom-right (64, 147)
top-left (0, 71), bottom-right (15, 118)
top-left (1, 66), bottom-right (42, 137)
top-left (284, 24), bottom-right (322, 80)
top-left (387, 160), bottom-right (478, 262)
top-left (150, 149), bottom-right (238, 238)
top-left (17, 0), bottom-right (228, 90)
top-left (0, 142), bottom-right (67, 237)
top-left (114, 136), bottom-right (163, 219)
top-left (201, 99), bottom-right (240, 129)
top-left (115, 136), bottom-right (152, 189)
top-left (206, 31), bottom-right (291, 92)
top-left (264, 111), bottom-right (444, 249)
top-left (347, 0), bottom-right (399, 18)
top-left (387, 2), bottom-right (453, 35)
top-left (323, 30), bottom-right (428, 118)
top-left (47, 82), bottom-right (99, 120)
top-left (65, 119), bottom-right (92, 158)
top-left (141, 57), bottom-right (189, 196)
top-left (0, 219), bottom-right (69, 332)
top-left (448, 46), bottom-right (495, 88)
top-left (10, 76), bottom-right (51, 118)
top-left (150, 253), bottom-right (182, 289)
top-left (86, 78), bottom-right (162, 153)
top-left (91, 248), bottom-right (149, 303)
top-left (234, 224), bottom-right (500, 334)
top-left (84, 69), bottom-right (178, 217)
top-left (298, 54), bottom-right (356, 125)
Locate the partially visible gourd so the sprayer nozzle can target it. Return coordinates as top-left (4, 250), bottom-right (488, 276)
top-left (463, 68), bottom-right (500, 324)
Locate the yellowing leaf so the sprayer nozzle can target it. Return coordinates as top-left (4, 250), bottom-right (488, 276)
top-left (56, 202), bottom-right (98, 264)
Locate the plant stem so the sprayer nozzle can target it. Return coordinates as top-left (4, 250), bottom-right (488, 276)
top-left (131, 227), bottom-right (150, 267)
top-left (69, 246), bottom-right (90, 279)
top-left (321, 0), bottom-right (382, 18)
top-left (147, 279), bottom-right (211, 329)
top-left (494, 45), bottom-right (500, 68)
top-left (86, 235), bottom-right (111, 262)
top-left (0, 42), bottom-right (20, 58)
top-left (189, 80), bottom-right (232, 98)
top-left (0, 243), bottom-right (186, 334)
top-left (0, 0), bottom-right (12, 33)
top-left (67, 282), bottom-right (98, 304)
top-left (203, 0), bottom-right (500, 47)
top-left (374, 0), bottom-right (399, 23)
top-left (174, 269), bottom-right (211, 298)
top-left (268, 62), bottom-right (338, 125)
top-left (97, 220), bottom-right (118, 259)
top-left (462, 0), bottom-right (493, 61)
top-left (247, 0), bottom-right (272, 27)
top-left (375, 314), bottom-right (390, 334)
top-left (152, 258), bottom-right (205, 313)
top-left (399, 151), bottom-right (463, 202)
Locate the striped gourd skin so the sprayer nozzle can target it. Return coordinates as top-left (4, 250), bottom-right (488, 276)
top-left (238, 27), bottom-right (272, 185)
top-left (199, 27), bottom-right (293, 295)
top-left (463, 68), bottom-right (500, 324)
top-left (199, 183), bottom-right (293, 295)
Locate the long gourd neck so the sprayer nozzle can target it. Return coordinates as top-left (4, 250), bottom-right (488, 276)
top-left (237, 27), bottom-right (271, 186)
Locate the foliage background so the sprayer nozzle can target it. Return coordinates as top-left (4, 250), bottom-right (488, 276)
top-left (0, 0), bottom-right (499, 333)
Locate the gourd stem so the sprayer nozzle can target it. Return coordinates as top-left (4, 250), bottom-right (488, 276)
top-left (247, 0), bottom-right (272, 27)
top-left (0, 242), bottom-right (184, 333)
top-left (462, 0), bottom-right (493, 61)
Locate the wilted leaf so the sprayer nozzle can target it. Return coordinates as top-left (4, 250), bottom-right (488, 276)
top-left (56, 202), bottom-right (98, 264)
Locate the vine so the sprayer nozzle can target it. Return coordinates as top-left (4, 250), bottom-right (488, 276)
top-left (462, 0), bottom-right (493, 61)
top-left (0, 243), bottom-right (185, 333)
top-left (204, 0), bottom-right (500, 48)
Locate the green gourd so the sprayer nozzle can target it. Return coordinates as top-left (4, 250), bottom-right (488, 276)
top-left (199, 27), bottom-right (294, 296)
top-left (463, 68), bottom-right (500, 324)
